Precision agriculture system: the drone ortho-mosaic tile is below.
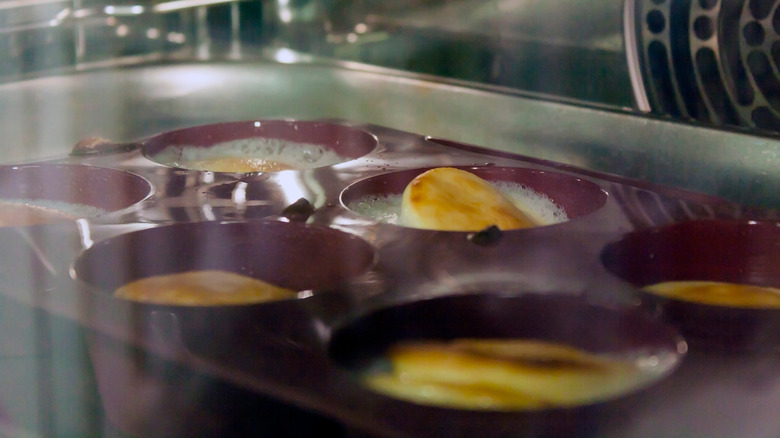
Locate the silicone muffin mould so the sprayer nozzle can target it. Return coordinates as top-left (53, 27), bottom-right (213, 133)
top-left (0, 119), bottom-right (774, 437)
top-left (0, 163), bottom-right (152, 225)
top-left (327, 292), bottom-right (686, 438)
top-left (340, 165), bottom-right (609, 228)
top-left (601, 219), bottom-right (780, 351)
top-left (71, 218), bottom-right (378, 369)
top-left (339, 165), bottom-right (614, 289)
top-left (72, 220), bottom-right (376, 296)
top-left (71, 219), bottom-right (376, 437)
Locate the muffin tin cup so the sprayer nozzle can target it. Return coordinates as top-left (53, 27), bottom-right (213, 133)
top-left (0, 163), bottom-right (152, 224)
top-left (140, 119), bottom-right (379, 172)
top-left (1, 120), bottom-right (773, 437)
top-left (74, 220), bottom-right (373, 291)
top-left (71, 219), bottom-right (377, 351)
top-left (327, 292), bottom-right (686, 438)
top-left (340, 165), bottom-right (609, 228)
top-left (601, 219), bottom-right (780, 351)
top-left (70, 219), bottom-right (376, 438)
top-left (341, 166), bottom-right (611, 286)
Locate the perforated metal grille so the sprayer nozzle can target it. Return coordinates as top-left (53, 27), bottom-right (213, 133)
top-left (631, 0), bottom-right (780, 131)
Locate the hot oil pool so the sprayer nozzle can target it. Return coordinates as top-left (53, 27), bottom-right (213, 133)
top-left (151, 138), bottom-right (351, 173)
top-left (140, 120), bottom-right (379, 173)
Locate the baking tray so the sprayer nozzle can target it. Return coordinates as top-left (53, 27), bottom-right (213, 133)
top-left (3, 60), bottom-right (780, 210)
top-left (1, 119), bottom-right (780, 438)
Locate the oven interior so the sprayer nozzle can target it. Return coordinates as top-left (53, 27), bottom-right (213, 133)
top-left (1, 1), bottom-right (780, 437)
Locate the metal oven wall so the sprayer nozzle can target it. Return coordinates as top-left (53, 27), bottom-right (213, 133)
top-left (1, 1), bottom-right (780, 207)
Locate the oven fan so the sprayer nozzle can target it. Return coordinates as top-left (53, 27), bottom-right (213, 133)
top-left (626, 0), bottom-right (780, 132)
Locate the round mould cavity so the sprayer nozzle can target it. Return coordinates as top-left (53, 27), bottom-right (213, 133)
top-left (601, 219), bottom-right (780, 350)
top-left (341, 166), bottom-right (607, 232)
top-left (141, 120), bottom-right (378, 173)
top-left (330, 293), bottom-right (685, 415)
top-left (72, 220), bottom-right (376, 306)
top-left (0, 164), bottom-right (152, 227)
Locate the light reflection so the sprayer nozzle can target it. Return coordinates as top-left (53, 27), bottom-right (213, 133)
top-left (277, 0), bottom-right (292, 23)
top-left (104, 5), bottom-right (144, 15)
top-left (312, 317), bottom-right (330, 341)
top-left (153, 0), bottom-right (235, 13)
top-left (302, 171), bottom-right (326, 208)
top-left (638, 355), bottom-right (660, 368)
top-left (47, 7), bottom-right (70, 26)
top-left (201, 203), bottom-right (216, 221)
top-left (279, 8), bottom-right (292, 23)
top-left (273, 47), bottom-right (298, 64)
top-left (72, 8), bottom-right (92, 18)
top-left (54, 8), bottom-right (71, 22)
top-left (144, 66), bottom-right (227, 98)
top-left (276, 172), bottom-right (307, 205)
top-left (232, 182), bottom-right (247, 204)
top-left (76, 218), bottom-right (93, 249)
top-left (167, 32), bottom-right (186, 44)
top-left (146, 28), bottom-right (160, 39)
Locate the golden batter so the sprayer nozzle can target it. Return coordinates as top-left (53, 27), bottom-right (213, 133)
top-left (364, 338), bottom-right (646, 410)
top-left (114, 270), bottom-right (298, 306)
top-left (643, 280), bottom-right (780, 308)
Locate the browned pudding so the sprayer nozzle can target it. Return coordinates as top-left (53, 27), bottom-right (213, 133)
top-left (363, 338), bottom-right (651, 410)
top-left (114, 270), bottom-right (298, 306)
top-left (401, 168), bottom-right (537, 231)
top-left (0, 202), bottom-right (78, 227)
top-left (643, 281), bottom-right (780, 308)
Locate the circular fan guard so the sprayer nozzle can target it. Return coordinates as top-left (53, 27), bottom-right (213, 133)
top-left (627, 0), bottom-right (780, 132)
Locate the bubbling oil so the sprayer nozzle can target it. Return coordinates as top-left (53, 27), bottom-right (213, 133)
top-left (348, 182), bottom-right (567, 228)
top-left (151, 138), bottom-right (349, 172)
top-left (492, 181), bottom-right (568, 225)
top-left (0, 199), bottom-right (109, 227)
top-left (114, 270), bottom-right (298, 306)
